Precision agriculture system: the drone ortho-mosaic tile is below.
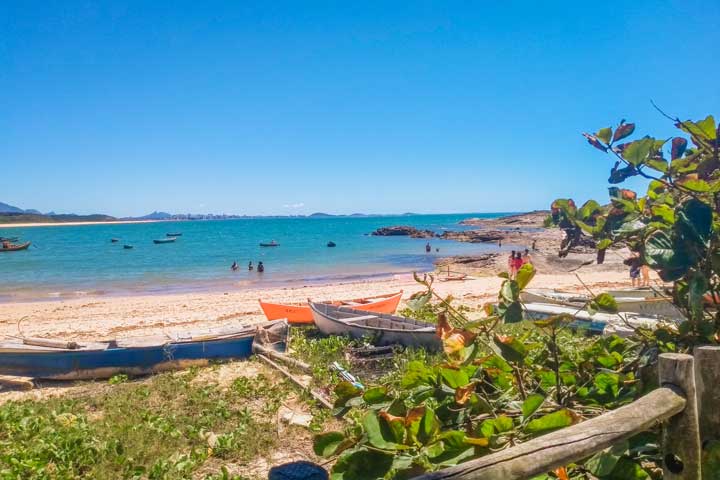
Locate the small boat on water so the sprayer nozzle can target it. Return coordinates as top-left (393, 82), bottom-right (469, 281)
top-left (167, 233), bottom-right (182, 237)
top-left (522, 302), bottom-right (671, 337)
top-left (309, 302), bottom-right (440, 350)
top-left (123, 245), bottom-right (134, 249)
top-left (154, 238), bottom-right (176, 244)
top-left (111, 238), bottom-right (120, 243)
top-left (0, 320), bottom-right (288, 380)
top-left (260, 291), bottom-right (403, 324)
top-left (327, 241), bottom-right (336, 247)
top-left (260, 241), bottom-right (279, 247)
top-left (0, 242), bottom-right (31, 252)
top-left (520, 288), bottom-right (683, 320)
top-left (0, 237), bottom-right (20, 243)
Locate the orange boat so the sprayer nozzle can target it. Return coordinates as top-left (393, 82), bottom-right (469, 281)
top-left (259, 291), bottom-right (403, 325)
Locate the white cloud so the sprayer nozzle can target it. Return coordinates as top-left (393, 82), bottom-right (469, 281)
top-left (283, 202), bottom-right (305, 209)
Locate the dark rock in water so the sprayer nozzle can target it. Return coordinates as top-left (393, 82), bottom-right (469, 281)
top-left (440, 230), bottom-right (505, 243)
top-left (371, 226), bottom-right (436, 238)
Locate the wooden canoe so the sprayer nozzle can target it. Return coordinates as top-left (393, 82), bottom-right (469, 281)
top-left (0, 320), bottom-right (288, 380)
top-left (153, 238), bottom-right (176, 244)
top-left (259, 291), bottom-right (403, 325)
top-left (309, 302), bottom-right (441, 350)
top-left (0, 242), bottom-right (31, 252)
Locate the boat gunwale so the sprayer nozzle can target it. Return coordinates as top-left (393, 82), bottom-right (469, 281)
top-left (309, 301), bottom-right (436, 334)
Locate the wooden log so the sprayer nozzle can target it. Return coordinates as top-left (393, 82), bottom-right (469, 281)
top-left (694, 346), bottom-right (720, 445)
top-left (410, 387), bottom-right (685, 480)
top-left (256, 354), bottom-right (334, 410)
top-left (253, 343), bottom-right (311, 372)
top-left (659, 353), bottom-right (702, 479)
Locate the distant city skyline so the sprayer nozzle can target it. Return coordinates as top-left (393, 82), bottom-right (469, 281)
top-left (2, 1), bottom-right (719, 217)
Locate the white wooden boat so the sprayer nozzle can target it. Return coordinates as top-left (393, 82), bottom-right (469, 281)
top-left (309, 302), bottom-right (441, 350)
top-left (521, 288), bottom-right (684, 320)
top-left (522, 302), bottom-right (667, 337)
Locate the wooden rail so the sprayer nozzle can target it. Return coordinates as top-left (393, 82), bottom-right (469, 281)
top-left (412, 387), bottom-right (686, 480)
top-left (410, 351), bottom-right (719, 480)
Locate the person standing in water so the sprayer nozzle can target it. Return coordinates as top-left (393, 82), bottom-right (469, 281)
top-left (257, 261), bottom-right (265, 273)
top-left (248, 261), bottom-right (254, 271)
top-left (425, 242), bottom-right (431, 253)
top-left (230, 261), bottom-right (239, 271)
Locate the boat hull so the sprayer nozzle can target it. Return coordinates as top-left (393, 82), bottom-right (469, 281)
top-left (153, 239), bottom-right (176, 244)
top-left (259, 291), bottom-right (403, 325)
top-left (310, 302), bottom-right (440, 350)
top-left (0, 242), bottom-right (31, 252)
top-left (0, 322), bottom-right (287, 380)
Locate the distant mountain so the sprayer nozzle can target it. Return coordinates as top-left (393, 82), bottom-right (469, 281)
top-left (0, 202), bottom-right (25, 214)
top-left (132, 211), bottom-right (173, 220)
top-left (308, 212), bottom-right (334, 217)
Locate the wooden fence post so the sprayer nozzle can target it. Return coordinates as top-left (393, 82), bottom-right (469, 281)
top-left (694, 345), bottom-right (720, 478)
top-left (659, 353), bottom-right (702, 479)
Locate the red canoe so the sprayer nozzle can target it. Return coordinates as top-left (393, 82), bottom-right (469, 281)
top-left (259, 291), bottom-right (403, 325)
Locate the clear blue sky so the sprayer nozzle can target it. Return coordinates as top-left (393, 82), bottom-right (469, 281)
top-left (2, 1), bottom-right (718, 217)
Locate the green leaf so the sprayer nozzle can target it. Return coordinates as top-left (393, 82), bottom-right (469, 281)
top-left (644, 230), bottom-right (690, 282)
top-left (331, 448), bottom-right (394, 480)
top-left (596, 238), bottom-right (613, 250)
top-left (500, 280), bottom-right (520, 303)
top-left (679, 115), bottom-right (717, 141)
top-left (314, 431), bottom-right (348, 457)
top-left (585, 441), bottom-right (628, 476)
top-left (594, 372), bottom-right (620, 396)
top-left (651, 204), bottom-right (675, 224)
top-left (688, 272), bottom-right (708, 322)
top-left (524, 409), bottom-right (575, 435)
top-left (401, 361), bottom-right (436, 388)
top-left (596, 127), bottom-right (612, 144)
top-left (645, 158), bottom-right (668, 173)
top-left (502, 301), bottom-right (524, 324)
top-left (677, 178), bottom-right (711, 192)
top-left (607, 457), bottom-right (649, 479)
top-left (362, 412), bottom-right (401, 450)
top-left (515, 263), bottom-right (536, 290)
top-left (406, 292), bottom-right (431, 311)
top-left (494, 414), bottom-right (514, 433)
top-left (521, 394), bottom-right (544, 419)
top-left (440, 367), bottom-right (470, 389)
top-left (591, 293), bottom-right (618, 313)
top-left (622, 137), bottom-right (655, 166)
top-left (417, 406), bottom-right (440, 445)
top-left (362, 387), bottom-right (389, 404)
top-left (677, 198), bottom-right (713, 246)
top-left (334, 381), bottom-right (363, 408)
top-left (493, 335), bottom-right (527, 363)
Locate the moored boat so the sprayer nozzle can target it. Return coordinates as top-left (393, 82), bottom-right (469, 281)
top-left (167, 233), bottom-right (182, 237)
top-left (309, 302), bottom-right (440, 350)
top-left (327, 241), bottom-right (336, 247)
top-left (520, 288), bottom-right (683, 320)
top-left (522, 302), bottom-right (670, 337)
top-left (260, 241), bottom-right (279, 247)
top-left (154, 238), bottom-right (176, 244)
top-left (123, 245), bottom-right (134, 249)
top-left (111, 238), bottom-right (120, 243)
top-left (0, 241), bottom-right (31, 252)
top-left (259, 291), bottom-right (403, 324)
top-left (0, 320), bottom-right (288, 380)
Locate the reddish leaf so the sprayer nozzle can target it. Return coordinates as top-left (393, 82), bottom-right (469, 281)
top-left (379, 411), bottom-right (405, 424)
top-left (671, 137), bottom-right (688, 160)
top-left (554, 466), bottom-right (569, 480)
top-left (583, 133), bottom-right (608, 152)
top-left (454, 383), bottom-right (476, 405)
top-left (612, 122), bottom-right (635, 142)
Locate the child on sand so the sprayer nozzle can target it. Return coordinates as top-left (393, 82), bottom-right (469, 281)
top-left (508, 250), bottom-right (516, 276)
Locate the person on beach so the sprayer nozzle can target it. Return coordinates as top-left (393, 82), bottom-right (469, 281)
top-left (498, 240), bottom-right (502, 248)
top-left (522, 249), bottom-right (532, 265)
top-left (230, 261), bottom-right (239, 271)
top-left (624, 253), bottom-right (641, 287)
top-left (248, 261), bottom-right (254, 271)
top-left (531, 240), bottom-right (537, 251)
top-left (257, 261), bottom-right (265, 273)
top-left (512, 252), bottom-right (524, 278)
top-left (425, 242), bottom-right (431, 253)
top-left (508, 250), bottom-right (517, 278)
top-left (641, 264), bottom-right (650, 287)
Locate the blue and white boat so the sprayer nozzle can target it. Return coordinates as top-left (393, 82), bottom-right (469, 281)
top-left (0, 320), bottom-right (287, 380)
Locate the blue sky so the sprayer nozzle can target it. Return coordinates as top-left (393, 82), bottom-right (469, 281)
top-left (1, 1), bottom-right (719, 217)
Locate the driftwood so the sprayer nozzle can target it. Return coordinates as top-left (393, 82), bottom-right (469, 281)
top-left (253, 343), bottom-right (311, 372)
top-left (22, 337), bottom-right (80, 350)
top-left (659, 353), bottom-right (701, 479)
top-left (256, 354), bottom-right (333, 410)
top-left (410, 387), bottom-right (686, 480)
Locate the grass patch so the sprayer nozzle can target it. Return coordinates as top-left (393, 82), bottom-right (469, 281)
top-left (0, 364), bottom-right (295, 479)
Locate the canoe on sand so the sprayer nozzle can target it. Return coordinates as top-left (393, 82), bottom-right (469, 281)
top-left (0, 242), bottom-right (31, 252)
top-left (0, 320), bottom-right (288, 380)
top-left (259, 291), bottom-right (403, 325)
top-left (309, 302), bottom-right (440, 350)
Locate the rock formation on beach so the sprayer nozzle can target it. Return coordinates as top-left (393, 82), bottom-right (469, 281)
top-left (371, 226), bottom-right (437, 238)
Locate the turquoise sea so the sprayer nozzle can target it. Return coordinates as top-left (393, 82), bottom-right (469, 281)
top-left (0, 213), bottom-right (511, 301)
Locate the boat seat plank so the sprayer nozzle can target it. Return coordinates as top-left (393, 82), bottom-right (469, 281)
top-left (343, 315), bottom-right (380, 324)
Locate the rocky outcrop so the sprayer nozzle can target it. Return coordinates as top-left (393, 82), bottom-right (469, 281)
top-left (371, 226), bottom-right (437, 238)
top-left (440, 230), bottom-right (505, 243)
top-left (460, 210), bottom-right (550, 227)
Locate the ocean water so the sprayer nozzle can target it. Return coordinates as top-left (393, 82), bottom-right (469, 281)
top-left (0, 213), bottom-right (511, 301)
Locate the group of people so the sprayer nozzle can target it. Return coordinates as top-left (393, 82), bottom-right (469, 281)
top-left (231, 261), bottom-right (264, 273)
top-left (508, 248), bottom-right (532, 279)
